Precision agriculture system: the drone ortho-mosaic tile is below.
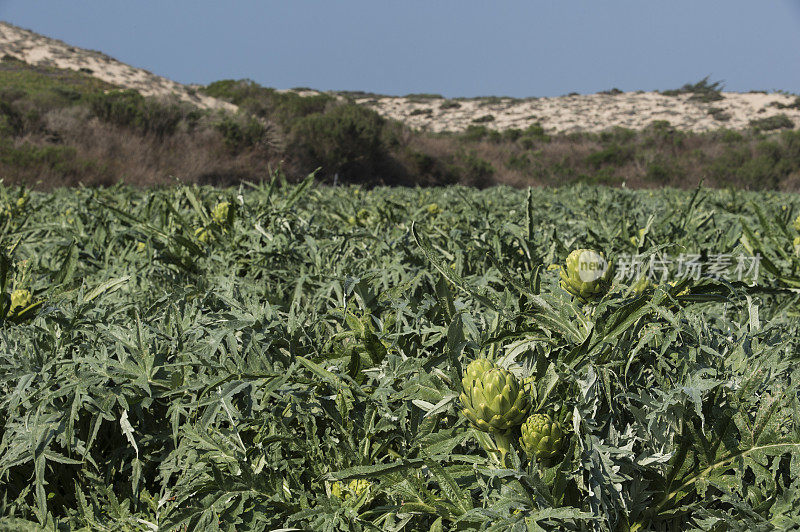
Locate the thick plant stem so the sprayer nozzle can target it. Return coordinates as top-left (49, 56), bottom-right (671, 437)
top-left (493, 430), bottom-right (514, 468)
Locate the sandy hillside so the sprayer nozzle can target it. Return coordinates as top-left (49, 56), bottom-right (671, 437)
top-left (353, 91), bottom-right (800, 134)
top-left (0, 21), bottom-right (236, 112)
top-left (2, 20), bottom-right (799, 134)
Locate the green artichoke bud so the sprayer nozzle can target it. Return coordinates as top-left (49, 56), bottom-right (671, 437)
top-left (347, 479), bottom-right (370, 499)
top-left (330, 479), bottom-right (370, 501)
top-left (8, 289), bottom-right (32, 316)
top-left (330, 481), bottom-right (343, 499)
top-left (195, 226), bottom-right (212, 243)
top-left (559, 249), bottom-right (612, 301)
top-left (794, 214), bottom-right (800, 233)
top-left (462, 358), bottom-right (496, 386)
top-left (211, 201), bottom-right (231, 225)
top-left (460, 361), bottom-right (529, 432)
top-left (519, 413), bottom-right (565, 461)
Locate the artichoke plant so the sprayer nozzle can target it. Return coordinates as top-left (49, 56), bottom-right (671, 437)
top-left (211, 201), bottom-right (231, 225)
top-left (195, 226), bottom-right (212, 243)
top-left (632, 275), bottom-right (653, 294)
top-left (460, 360), bottom-right (528, 433)
top-left (8, 289), bottom-right (32, 316)
top-left (559, 248), bottom-right (612, 301)
top-left (330, 479), bottom-right (370, 502)
top-left (460, 359), bottom-right (530, 466)
top-left (519, 413), bottom-right (565, 461)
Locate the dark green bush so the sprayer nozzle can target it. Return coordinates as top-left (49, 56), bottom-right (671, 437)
top-left (404, 93), bottom-right (443, 101)
top-left (586, 144), bottom-right (633, 168)
top-left (0, 101), bottom-right (23, 137)
top-left (646, 157), bottom-right (676, 184)
top-left (708, 107), bottom-right (731, 121)
top-left (662, 76), bottom-right (724, 102)
top-left (644, 121), bottom-right (685, 148)
top-left (459, 150), bottom-right (495, 187)
top-left (409, 150), bottom-right (435, 173)
top-left (89, 90), bottom-right (195, 138)
top-left (202, 79), bottom-right (334, 126)
top-left (519, 123), bottom-right (550, 146)
top-left (719, 129), bottom-right (744, 143)
top-left (463, 125), bottom-right (489, 142)
top-left (440, 100), bottom-right (461, 110)
top-left (505, 152), bottom-right (531, 171)
top-left (289, 104), bottom-right (386, 178)
top-left (749, 114), bottom-right (795, 132)
top-left (215, 115), bottom-right (269, 152)
top-left (770, 96), bottom-right (800, 110)
top-left (202, 79), bottom-right (267, 104)
top-left (599, 127), bottom-right (636, 145)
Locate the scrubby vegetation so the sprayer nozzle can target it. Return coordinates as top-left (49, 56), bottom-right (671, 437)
top-left (661, 76), bottom-right (725, 102)
top-left (1, 58), bottom-right (799, 190)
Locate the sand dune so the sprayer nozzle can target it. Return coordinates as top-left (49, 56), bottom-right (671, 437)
top-left (353, 91), bottom-right (800, 134)
top-left (0, 21), bottom-right (236, 112)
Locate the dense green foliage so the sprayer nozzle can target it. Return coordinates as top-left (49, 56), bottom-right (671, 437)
top-left (1, 180), bottom-right (800, 530)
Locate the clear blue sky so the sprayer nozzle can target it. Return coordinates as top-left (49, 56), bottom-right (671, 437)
top-left (1, 1), bottom-right (799, 98)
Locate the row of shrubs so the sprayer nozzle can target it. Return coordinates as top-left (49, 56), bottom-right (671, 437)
top-left (1, 56), bottom-right (799, 189)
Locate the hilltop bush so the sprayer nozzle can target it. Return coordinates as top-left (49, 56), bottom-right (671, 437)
top-left (203, 79), bottom-right (334, 125)
top-left (662, 76), bottom-right (724, 102)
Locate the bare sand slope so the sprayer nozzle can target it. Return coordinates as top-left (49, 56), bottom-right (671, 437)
top-left (354, 91), bottom-right (800, 134)
top-left (0, 21), bottom-right (236, 112)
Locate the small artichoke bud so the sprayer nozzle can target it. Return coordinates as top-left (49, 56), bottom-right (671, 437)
top-left (519, 413), bottom-right (565, 461)
top-left (211, 201), bottom-right (231, 225)
top-left (559, 249), bottom-right (612, 302)
top-left (195, 226), bottom-right (212, 243)
top-left (8, 289), bottom-right (32, 315)
top-left (794, 214), bottom-right (800, 233)
top-left (460, 360), bottom-right (529, 433)
top-left (347, 479), bottom-right (370, 499)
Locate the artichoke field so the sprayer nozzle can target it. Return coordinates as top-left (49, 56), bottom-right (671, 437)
top-left (1, 177), bottom-right (800, 530)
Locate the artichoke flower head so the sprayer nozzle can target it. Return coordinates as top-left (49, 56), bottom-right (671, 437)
top-left (460, 359), bottom-right (529, 432)
top-left (559, 248), bottom-right (612, 301)
top-left (9, 289), bottom-right (32, 314)
top-left (211, 201), bottom-right (231, 225)
top-left (519, 413), bottom-right (565, 461)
